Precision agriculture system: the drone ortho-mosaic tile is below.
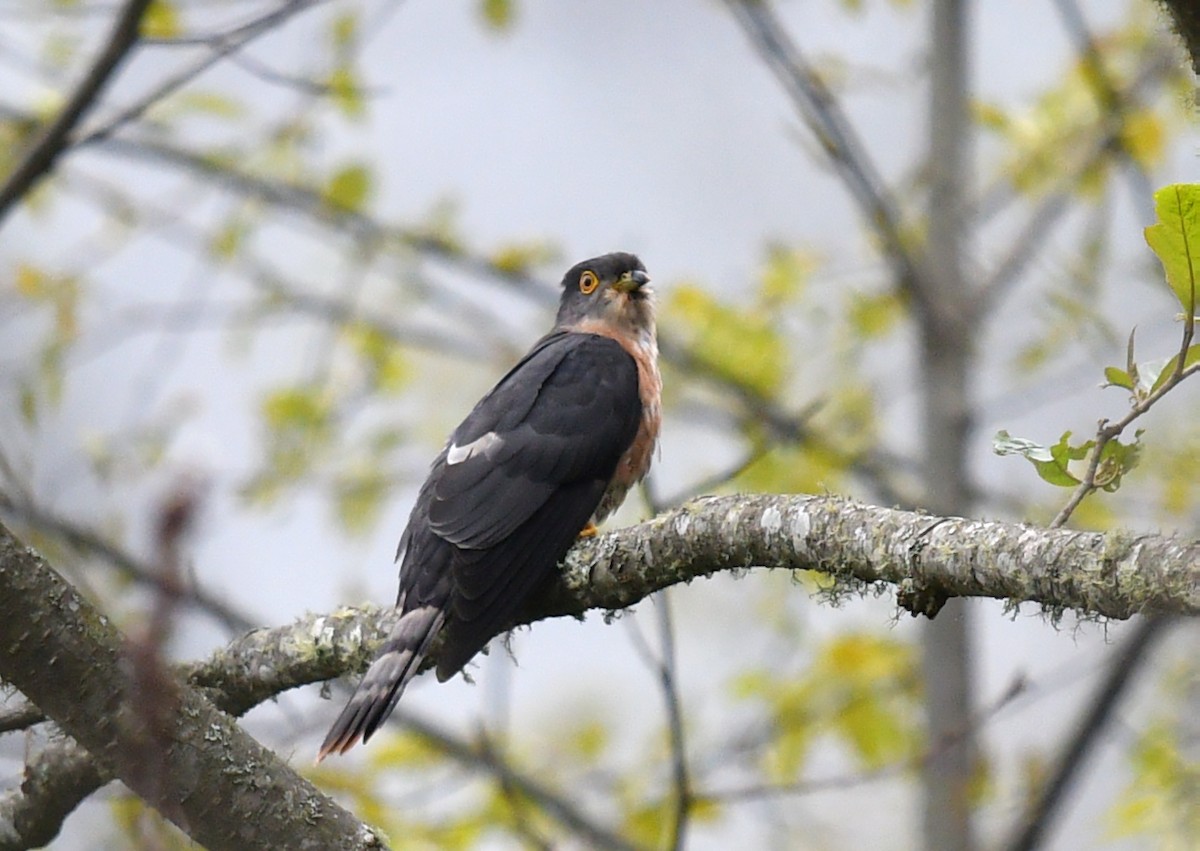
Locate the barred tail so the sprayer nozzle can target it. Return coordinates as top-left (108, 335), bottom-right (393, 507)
top-left (317, 605), bottom-right (445, 760)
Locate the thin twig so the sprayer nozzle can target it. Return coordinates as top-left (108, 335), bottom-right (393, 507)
top-left (0, 493), bottom-right (256, 632)
top-left (655, 594), bottom-right (691, 851)
top-left (0, 0), bottom-right (152, 227)
top-left (1003, 617), bottom-right (1173, 851)
top-left (75, 0), bottom-right (330, 147)
top-left (1050, 330), bottom-right (1199, 528)
top-left (972, 47), bottom-right (1174, 317)
top-left (722, 0), bottom-right (933, 316)
top-left (700, 673), bottom-right (1027, 803)
top-left (395, 710), bottom-right (645, 851)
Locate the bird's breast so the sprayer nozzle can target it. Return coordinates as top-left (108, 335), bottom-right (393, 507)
top-left (594, 334), bottom-right (661, 523)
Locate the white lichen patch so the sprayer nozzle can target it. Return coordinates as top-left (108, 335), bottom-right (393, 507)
top-left (760, 505), bottom-right (783, 535)
top-left (787, 505), bottom-right (811, 554)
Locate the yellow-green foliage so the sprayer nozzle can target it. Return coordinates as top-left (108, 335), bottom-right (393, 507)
top-left (1107, 721), bottom-right (1200, 848)
top-left (732, 632), bottom-right (921, 781)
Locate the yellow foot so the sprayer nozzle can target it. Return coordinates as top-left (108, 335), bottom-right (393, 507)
top-left (578, 522), bottom-right (599, 539)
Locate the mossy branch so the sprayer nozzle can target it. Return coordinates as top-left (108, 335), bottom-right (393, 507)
top-left (2, 495), bottom-right (1196, 849)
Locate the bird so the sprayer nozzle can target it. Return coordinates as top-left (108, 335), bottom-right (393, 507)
top-left (319, 252), bottom-right (660, 758)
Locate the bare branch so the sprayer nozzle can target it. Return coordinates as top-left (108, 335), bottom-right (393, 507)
top-left (5, 489), bottom-right (1190, 846)
top-left (722, 0), bottom-right (934, 317)
top-left (75, 0), bottom-right (332, 147)
top-left (0, 0), bottom-right (152, 227)
top-left (0, 739), bottom-right (105, 851)
top-left (0, 492), bottom-right (256, 632)
top-left (0, 520), bottom-right (386, 851)
top-left (1003, 616), bottom-right (1173, 851)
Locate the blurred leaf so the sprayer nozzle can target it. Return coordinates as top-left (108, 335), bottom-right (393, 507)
top-left (736, 442), bottom-right (844, 495)
top-left (334, 467), bottom-right (388, 533)
top-left (251, 385), bottom-right (334, 498)
top-left (15, 263), bottom-right (45, 298)
top-left (330, 11), bottom-right (358, 49)
top-left (328, 66), bottom-right (366, 119)
top-left (491, 240), bottom-right (557, 275)
top-left (480, 0), bottom-right (516, 30)
top-left (666, 283), bottom-right (787, 397)
top-left (262, 386), bottom-right (331, 434)
top-left (346, 323), bottom-right (409, 392)
top-left (1144, 183), bottom-right (1200, 313)
top-left (170, 91), bottom-right (245, 120)
top-left (323, 163), bottom-right (373, 212)
top-left (848, 290), bottom-right (904, 338)
top-left (733, 633), bottom-right (920, 780)
top-left (1107, 721), bottom-right (1200, 844)
top-left (209, 218), bottom-right (248, 261)
top-left (565, 718), bottom-right (609, 761)
top-left (141, 0), bottom-right (181, 39)
top-left (19, 382), bottom-right (36, 425)
top-left (1120, 109), bottom-right (1165, 171)
top-left (759, 245), bottom-right (813, 304)
top-left (972, 100), bottom-right (1010, 132)
top-left (1150, 429), bottom-right (1200, 515)
top-left (368, 731), bottom-right (447, 771)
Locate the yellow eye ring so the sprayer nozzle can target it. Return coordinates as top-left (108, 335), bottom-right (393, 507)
top-left (579, 270), bottom-right (599, 294)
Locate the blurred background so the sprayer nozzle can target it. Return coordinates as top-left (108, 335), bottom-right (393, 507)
top-left (1, 0), bottom-right (1198, 848)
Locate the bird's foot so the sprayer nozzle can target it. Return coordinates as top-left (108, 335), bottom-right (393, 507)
top-left (578, 522), bottom-right (599, 539)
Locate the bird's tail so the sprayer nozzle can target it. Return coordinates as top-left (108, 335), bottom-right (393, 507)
top-left (317, 605), bottom-right (445, 760)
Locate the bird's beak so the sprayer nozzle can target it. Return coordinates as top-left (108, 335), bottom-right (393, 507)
top-left (612, 270), bottom-right (651, 294)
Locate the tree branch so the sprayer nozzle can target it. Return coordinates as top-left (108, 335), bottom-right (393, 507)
top-left (0, 0), bottom-right (152, 227)
top-left (3, 495), bottom-right (1195, 846)
top-left (1156, 0), bottom-right (1200, 77)
top-left (1003, 616), bottom-right (1172, 851)
top-left (722, 0), bottom-right (935, 318)
top-left (0, 520), bottom-right (386, 851)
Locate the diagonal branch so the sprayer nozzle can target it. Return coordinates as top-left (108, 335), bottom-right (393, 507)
top-left (1003, 616), bottom-right (1173, 851)
top-left (0, 0), bottom-right (152, 227)
top-left (3, 494), bottom-right (1193, 846)
top-left (722, 0), bottom-right (934, 317)
top-left (0, 520), bottom-right (385, 851)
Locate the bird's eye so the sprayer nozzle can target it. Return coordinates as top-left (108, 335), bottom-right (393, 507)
top-left (579, 270), bottom-right (599, 294)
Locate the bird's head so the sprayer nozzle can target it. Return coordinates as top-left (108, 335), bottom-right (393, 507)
top-left (555, 252), bottom-right (655, 341)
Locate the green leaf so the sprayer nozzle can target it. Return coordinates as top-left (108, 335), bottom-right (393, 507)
top-left (141, 0), bottom-right (181, 39)
top-left (1149, 345), bottom-right (1200, 393)
top-left (993, 430), bottom-right (1090, 487)
top-left (1103, 366), bottom-right (1134, 390)
top-left (1144, 183), bottom-right (1200, 313)
top-left (323, 163), bottom-right (372, 212)
top-left (1095, 432), bottom-right (1142, 492)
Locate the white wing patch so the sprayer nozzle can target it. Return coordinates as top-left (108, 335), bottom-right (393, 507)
top-left (446, 431), bottom-right (502, 465)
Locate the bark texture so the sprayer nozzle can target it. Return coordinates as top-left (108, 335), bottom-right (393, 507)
top-left (2, 495), bottom-right (1197, 848)
top-left (0, 521), bottom-right (386, 851)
